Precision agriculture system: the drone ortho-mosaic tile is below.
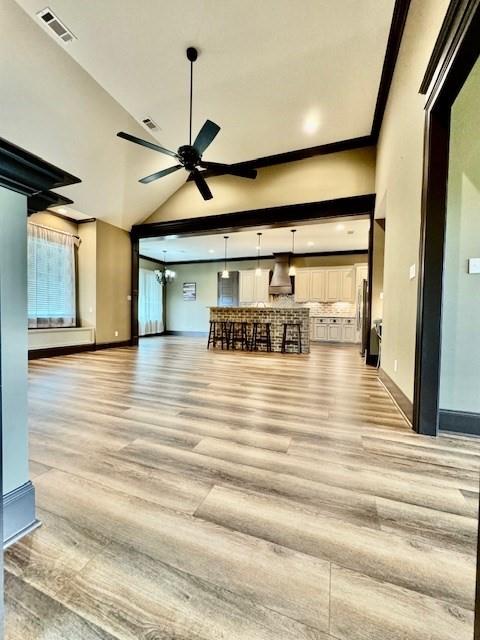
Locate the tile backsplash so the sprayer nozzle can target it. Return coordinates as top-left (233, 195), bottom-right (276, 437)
top-left (242, 295), bottom-right (356, 318)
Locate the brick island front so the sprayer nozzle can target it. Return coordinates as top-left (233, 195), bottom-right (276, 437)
top-left (209, 307), bottom-right (310, 353)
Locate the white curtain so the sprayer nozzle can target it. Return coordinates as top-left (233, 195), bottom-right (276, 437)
top-left (139, 268), bottom-right (164, 335)
top-left (28, 223), bottom-right (77, 328)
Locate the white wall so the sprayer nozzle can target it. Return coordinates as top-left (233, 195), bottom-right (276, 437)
top-left (374, 0), bottom-right (450, 400)
top-left (440, 57), bottom-right (480, 414)
top-left (0, 187), bottom-right (29, 495)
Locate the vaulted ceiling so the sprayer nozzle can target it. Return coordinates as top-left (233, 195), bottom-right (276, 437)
top-left (5, 0), bottom-right (396, 228)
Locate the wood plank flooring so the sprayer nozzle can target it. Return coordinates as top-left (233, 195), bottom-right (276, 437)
top-left (4, 337), bottom-right (479, 639)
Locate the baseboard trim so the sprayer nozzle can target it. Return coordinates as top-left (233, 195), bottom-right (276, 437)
top-left (377, 368), bottom-right (413, 426)
top-left (3, 481), bottom-right (40, 549)
top-left (29, 339), bottom-right (134, 359)
top-left (139, 332), bottom-right (166, 338)
top-left (439, 409), bottom-right (480, 436)
top-left (165, 330), bottom-right (209, 337)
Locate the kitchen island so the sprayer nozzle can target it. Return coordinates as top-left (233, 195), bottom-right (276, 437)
top-left (209, 306), bottom-right (310, 353)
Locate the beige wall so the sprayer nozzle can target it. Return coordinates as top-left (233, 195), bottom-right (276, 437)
top-left (29, 211), bottom-right (78, 235)
top-left (95, 220), bottom-right (132, 344)
top-left (78, 221), bottom-right (97, 330)
top-left (374, 0), bottom-right (450, 400)
top-left (144, 147), bottom-right (376, 223)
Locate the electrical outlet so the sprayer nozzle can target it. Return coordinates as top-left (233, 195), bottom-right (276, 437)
top-left (468, 258), bottom-right (480, 274)
top-left (409, 264), bottom-right (416, 280)
top-left (127, 294), bottom-right (132, 301)
top-left (394, 359), bottom-right (398, 372)
top-left (114, 330), bottom-right (119, 337)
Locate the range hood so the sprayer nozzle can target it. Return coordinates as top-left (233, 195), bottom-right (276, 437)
top-left (269, 252), bottom-right (293, 295)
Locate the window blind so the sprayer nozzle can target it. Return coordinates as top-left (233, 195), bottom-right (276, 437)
top-left (28, 223), bottom-right (77, 328)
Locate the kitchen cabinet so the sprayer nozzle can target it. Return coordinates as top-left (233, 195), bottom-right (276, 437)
top-left (295, 266), bottom-right (359, 303)
top-left (239, 269), bottom-right (270, 304)
top-left (310, 270), bottom-right (326, 301)
top-left (294, 270), bottom-right (311, 302)
top-left (310, 317), bottom-right (358, 343)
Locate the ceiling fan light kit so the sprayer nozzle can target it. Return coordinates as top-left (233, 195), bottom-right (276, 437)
top-left (117, 47), bottom-right (257, 200)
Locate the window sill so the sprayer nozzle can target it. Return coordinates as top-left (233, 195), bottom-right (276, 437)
top-left (28, 326), bottom-right (95, 350)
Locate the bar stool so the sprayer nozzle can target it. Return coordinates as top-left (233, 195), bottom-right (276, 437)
top-left (281, 322), bottom-right (302, 354)
top-left (207, 320), bottom-right (230, 350)
top-left (251, 322), bottom-right (272, 352)
top-left (230, 321), bottom-right (250, 351)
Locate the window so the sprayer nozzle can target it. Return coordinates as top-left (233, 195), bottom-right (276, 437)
top-left (138, 268), bottom-right (164, 336)
top-left (28, 223), bottom-right (77, 328)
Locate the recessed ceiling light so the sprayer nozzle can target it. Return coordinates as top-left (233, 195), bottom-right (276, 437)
top-left (303, 112), bottom-right (320, 135)
top-left (336, 223), bottom-right (346, 231)
top-left (307, 241), bottom-right (315, 247)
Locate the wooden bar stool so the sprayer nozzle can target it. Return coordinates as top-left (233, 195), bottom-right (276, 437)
top-left (230, 321), bottom-right (250, 351)
top-left (207, 320), bottom-right (230, 350)
top-left (251, 322), bottom-right (272, 352)
top-left (281, 322), bottom-right (302, 353)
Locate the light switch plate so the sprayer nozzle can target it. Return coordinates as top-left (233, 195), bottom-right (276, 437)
top-left (468, 258), bottom-right (480, 274)
top-left (409, 264), bottom-right (416, 280)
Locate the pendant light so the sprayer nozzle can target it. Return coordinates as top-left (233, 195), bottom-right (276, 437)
top-left (221, 235), bottom-right (230, 279)
top-left (288, 229), bottom-right (296, 276)
top-left (255, 232), bottom-right (262, 276)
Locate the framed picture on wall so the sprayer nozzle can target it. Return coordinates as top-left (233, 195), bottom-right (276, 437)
top-left (183, 282), bottom-right (196, 301)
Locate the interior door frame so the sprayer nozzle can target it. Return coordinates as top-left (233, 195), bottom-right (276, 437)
top-left (413, 0), bottom-right (480, 437)
top-left (130, 196), bottom-right (376, 350)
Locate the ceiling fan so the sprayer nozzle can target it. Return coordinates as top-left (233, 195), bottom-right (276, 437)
top-left (117, 47), bottom-right (257, 201)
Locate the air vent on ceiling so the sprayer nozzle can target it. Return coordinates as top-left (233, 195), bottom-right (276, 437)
top-left (36, 7), bottom-right (76, 43)
top-left (142, 117), bottom-right (159, 131)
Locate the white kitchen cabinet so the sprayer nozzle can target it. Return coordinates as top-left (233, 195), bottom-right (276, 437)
top-left (239, 269), bottom-right (270, 304)
top-left (310, 270), bottom-right (326, 301)
top-left (254, 269), bottom-right (270, 303)
top-left (294, 270), bottom-right (311, 302)
top-left (341, 268), bottom-right (355, 302)
top-left (239, 270), bottom-right (255, 304)
top-left (313, 322), bottom-right (328, 340)
top-left (343, 323), bottom-right (356, 342)
top-left (326, 270), bottom-right (342, 301)
top-left (327, 323), bottom-right (343, 341)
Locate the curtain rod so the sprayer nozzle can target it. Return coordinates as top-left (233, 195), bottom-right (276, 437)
top-left (28, 221), bottom-right (80, 240)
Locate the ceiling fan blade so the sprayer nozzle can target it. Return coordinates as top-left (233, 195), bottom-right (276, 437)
top-left (139, 164), bottom-right (183, 184)
top-left (200, 161), bottom-right (257, 180)
top-left (117, 131), bottom-right (178, 159)
top-left (193, 120), bottom-right (221, 155)
top-left (190, 169), bottom-right (213, 200)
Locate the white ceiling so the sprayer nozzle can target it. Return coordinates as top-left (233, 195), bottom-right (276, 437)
top-left (140, 218), bottom-right (369, 263)
top-left (15, 2), bottom-right (393, 154)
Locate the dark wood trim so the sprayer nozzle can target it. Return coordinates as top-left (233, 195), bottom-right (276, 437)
top-left (378, 368), bottom-right (414, 425)
top-left (27, 192), bottom-right (74, 216)
top-left (0, 136), bottom-right (80, 196)
top-left (132, 194), bottom-right (375, 240)
top-left (76, 218), bottom-right (97, 225)
top-left (95, 340), bottom-right (133, 350)
top-left (139, 331), bottom-right (167, 338)
top-left (364, 210), bottom-right (375, 364)
top-left (371, 0), bottom-right (412, 139)
top-left (413, 0), bottom-right (480, 437)
top-left (187, 136), bottom-right (374, 181)
top-left (139, 254), bottom-right (164, 265)
top-left (131, 237), bottom-right (140, 346)
top-left (28, 344), bottom-right (94, 359)
top-left (28, 340), bottom-right (134, 360)
top-left (164, 330), bottom-right (208, 337)
top-left (439, 409), bottom-right (480, 435)
top-left (164, 249), bottom-right (368, 267)
top-left (420, 0), bottom-right (470, 94)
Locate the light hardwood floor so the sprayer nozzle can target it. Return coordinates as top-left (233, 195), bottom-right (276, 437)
top-left (5, 337), bottom-right (479, 639)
